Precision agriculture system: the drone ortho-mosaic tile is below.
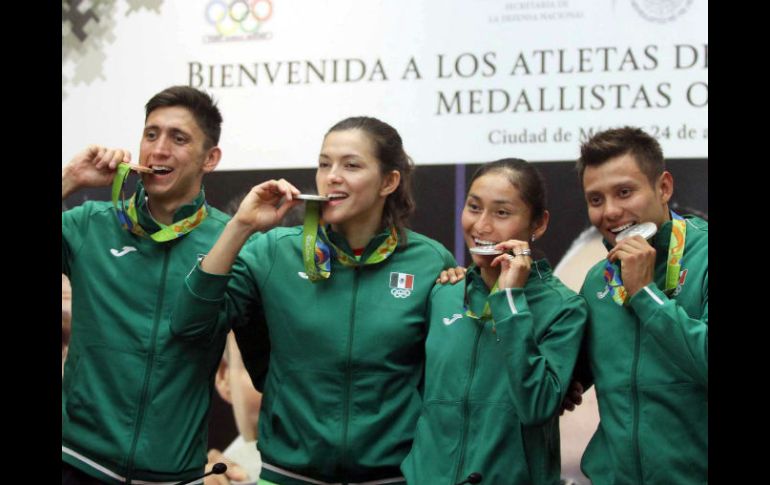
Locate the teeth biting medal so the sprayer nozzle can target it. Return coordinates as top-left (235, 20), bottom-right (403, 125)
top-left (295, 193), bottom-right (346, 201)
top-left (469, 246), bottom-right (504, 255)
top-left (615, 222), bottom-right (657, 242)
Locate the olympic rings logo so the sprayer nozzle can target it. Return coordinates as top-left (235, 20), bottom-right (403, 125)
top-left (206, 0), bottom-right (273, 36)
top-left (391, 288), bottom-right (412, 299)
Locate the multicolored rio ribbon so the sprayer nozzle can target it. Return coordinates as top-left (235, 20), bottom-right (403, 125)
top-left (603, 211), bottom-right (687, 305)
top-left (462, 268), bottom-right (504, 338)
top-left (463, 271), bottom-right (499, 322)
top-left (301, 199), bottom-right (398, 282)
top-left (110, 163), bottom-right (208, 242)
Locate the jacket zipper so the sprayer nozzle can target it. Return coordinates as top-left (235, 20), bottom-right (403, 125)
top-left (454, 321), bottom-right (484, 485)
top-left (125, 245), bottom-right (170, 483)
top-left (632, 318), bottom-right (643, 484)
top-left (340, 266), bottom-right (361, 484)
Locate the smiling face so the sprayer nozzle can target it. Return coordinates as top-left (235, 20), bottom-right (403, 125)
top-left (582, 153), bottom-right (673, 246)
top-left (139, 106), bottom-right (220, 207)
top-left (316, 129), bottom-right (398, 237)
top-left (462, 172), bottom-right (543, 269)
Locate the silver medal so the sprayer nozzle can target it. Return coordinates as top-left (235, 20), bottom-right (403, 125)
top-left (616, 222), bottom-right (657, 242)
top-left (469, 246), bottom-right (504, 255)
top-left (296, 194), bottom-right (345, 201)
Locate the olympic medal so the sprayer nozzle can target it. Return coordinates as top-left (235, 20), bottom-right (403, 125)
top-left (616, 222), bottom-right (658, 242)
top-left (469, 246), bottom-right (504, 255)
top-left (296, 194), bottom-right (346, 201)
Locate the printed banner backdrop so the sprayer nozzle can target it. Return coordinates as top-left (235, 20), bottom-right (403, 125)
top-left (63, 0), bottom-right (708, 169)
top-left (62, 4), bottom-right (708, 482)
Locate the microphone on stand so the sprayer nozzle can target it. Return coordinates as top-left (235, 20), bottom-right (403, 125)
top-left (454, 472), bottom-right (483, 485)
top-left (173, 462), bottom-right (227, 485)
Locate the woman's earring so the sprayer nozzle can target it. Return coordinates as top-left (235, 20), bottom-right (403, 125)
top-left (531, 235), bottom-right (536, 242)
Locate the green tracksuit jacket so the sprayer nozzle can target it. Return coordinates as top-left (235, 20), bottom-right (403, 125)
top-left (171, 226), bottom-right (456, 485)
top-left (62, 186), bottom-right (230, 484)
top-left (401, 261), bottom-right (587, 485)
top-left (577, 215), bottom-right (708, 484)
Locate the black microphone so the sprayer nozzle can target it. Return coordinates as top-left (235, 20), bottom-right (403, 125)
top-left (454, 472), bottom-right (483, 485)
top-left (173, 462), bottom-right (227, 485)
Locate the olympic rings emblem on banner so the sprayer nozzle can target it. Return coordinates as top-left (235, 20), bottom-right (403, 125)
top-left (206, 0), bottom-right (273, 36)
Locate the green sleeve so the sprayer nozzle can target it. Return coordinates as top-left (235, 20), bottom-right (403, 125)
top-left (489, 288), bottom-right (588, 426)
top-left (429, 243), bottom-right (458, 285)
top-left (629, 272), bottom-right (708, 390)
top-left (169, 259), bottom-right (234, 340)
top-left (61, 204), bottom-right (91, 276)
top-left (170, 232), bottom-right (272, 388)
top-left (574, 281), bottom-right (596, 391)
top-left (170, 232), bottom-right (272, 346)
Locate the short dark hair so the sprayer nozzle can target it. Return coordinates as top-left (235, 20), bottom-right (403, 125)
top-left (325, 116), bottom-right (415, 235)
top-left (577, 126), bottom-right (664, 186)
top-left (145, 86), bottom-right (222, 149)
top-left (469, 158), bottom-right (548, 227)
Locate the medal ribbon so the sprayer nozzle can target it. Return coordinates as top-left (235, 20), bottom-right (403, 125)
top-left (603, 263), bottom-right (629, 306)
top-left (463, 268), bottom-right (505, 338)
top-left (301, 200), bottom-right (399, 282)
top-left (110, 163), bottom-right (208, 242)
top-left (301, 201), bottom-right (332, 281)
top-left (603, 211), bottom-right (687, 305)
top-left (664, 212), bottom-right (686, 294)
top-left (463, 266), bottom-right (499, 322)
